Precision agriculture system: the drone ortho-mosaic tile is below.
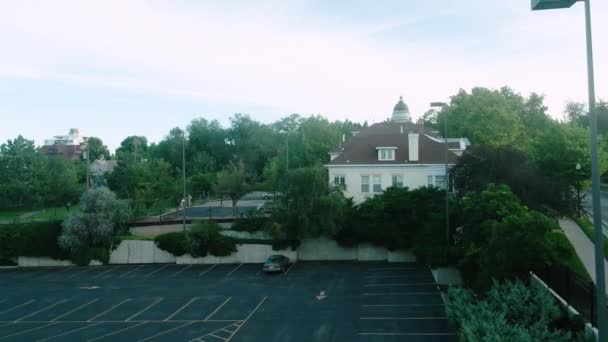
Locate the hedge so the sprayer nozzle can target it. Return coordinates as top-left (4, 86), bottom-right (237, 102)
top-left (154, 232), bottom-right (187, 256)
top-left (0, 221), bottom-right (69, 261)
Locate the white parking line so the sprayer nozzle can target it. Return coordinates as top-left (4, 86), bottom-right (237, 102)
top-left (359, 333), bottom-right (457, 336)
top-left (168, 265), bottom-right (192, 278)
top-left (137, 321), bottom-right (196, 342)
top-left (360, 317), bottom-right (447, 320)
top-left (119, 265), bottom-right (144, 278)
top-left (0, 322), bottom-right (57, 339)
top-left (226, 264), bottom-right (242, 276)
top-left (88, 298), bottom-right (131, 321)
top-left (87, 321), bottom-right (148, 341)
top-left (199, 264), bottom-right (217, 276)
top-left (284, 263), bottom-right (295, 275)
top-left (363, 292), bottom-right (439, 296)
top-left (367, 267), bottom-right (417, 271)
top-left (204, 297), bottom-right (232, 321)
top-left (15, 299), bottom-right (68, 322)
top-left (68, 267), bottom-right (94, 278)
top-left (361, 304), bottom-right (445, 307)
top-left (126, 298), bottom-right (163, 321)
top-left (164, 297), bottom-right (199, 321)
top-left (143, 264), bottom-right (169, 278)
top-left (364, 282), bottom-right (436, 287)
top-left (51, 299), bottom-right (99, 321)
top-left (92, 266), bottom-right (120, 279)
top-left (36, 322), bottom-right (102, 341)
top-left (0, 300), bottom-right (35, 315)
top-left (226, 296), bottom-right (267, 339)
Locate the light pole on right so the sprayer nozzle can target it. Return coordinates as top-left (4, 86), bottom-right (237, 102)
top-left (531, 0), bottom-right (606, 338)
top-left (430, 101), bottom-right (449, 262)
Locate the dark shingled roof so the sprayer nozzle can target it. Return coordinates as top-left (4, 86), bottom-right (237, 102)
top-left (328, 121), bottom-right (460, 165)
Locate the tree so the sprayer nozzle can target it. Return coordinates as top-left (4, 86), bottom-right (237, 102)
top-left (58, 187), bottom-right (129, 256)
top-left (0, 136), bottom-right (44, 210)
top-left (214, 163), bottom-right (248, 215)
top-left (187, 118), bottom-right (231, 169)
top-left (85, 137), bottom-right (110, 161)
top-left (115, 136), bottom-right (148, 161)
top-left (189, 173), bottom-right (216, 199)
top-left (38, 157), bottom-right (81, 208)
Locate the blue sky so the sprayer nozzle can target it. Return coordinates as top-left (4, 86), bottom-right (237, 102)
top-left (0, 0), bottom-right (607, 151)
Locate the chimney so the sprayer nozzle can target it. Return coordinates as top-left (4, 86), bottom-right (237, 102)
top-left (408, 132), bottom-right (419, 161)
top-left (417, 119), bottom-right (424, 134)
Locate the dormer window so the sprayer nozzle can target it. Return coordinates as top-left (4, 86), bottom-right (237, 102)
top-left (376, 147), bottom-right (397, 161)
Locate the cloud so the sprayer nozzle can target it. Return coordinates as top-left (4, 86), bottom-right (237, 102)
top-left (0, 0), bottom-right (606, 131)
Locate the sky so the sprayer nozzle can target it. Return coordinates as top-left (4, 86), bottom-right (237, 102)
top-left (0, 0), bottom-right (607, 152)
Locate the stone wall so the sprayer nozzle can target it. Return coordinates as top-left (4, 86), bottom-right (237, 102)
top-left (109, 240), bottom-right (176, 264)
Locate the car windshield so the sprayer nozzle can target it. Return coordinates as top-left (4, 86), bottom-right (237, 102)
top-left (267, 256), bottom-right (283, 262)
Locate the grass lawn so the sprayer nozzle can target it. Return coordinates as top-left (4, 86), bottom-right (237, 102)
top-left (573, 216), bottom-right (608, 260)
top-left (0, 210), bottom-right (26, 219)
top-left (31, 205), bottom-right (80, 220)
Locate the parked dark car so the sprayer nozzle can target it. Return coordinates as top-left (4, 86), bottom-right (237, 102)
top-left (263, 255), bottom-right (290, 273)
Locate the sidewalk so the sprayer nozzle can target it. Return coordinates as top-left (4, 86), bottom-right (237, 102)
top-left (559, 218), bottom-right (608, 296)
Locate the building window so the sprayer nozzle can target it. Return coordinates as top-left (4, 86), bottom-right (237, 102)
top-left (378, 149), bottom-right (395, 161)
top-left (373, 175), bottom-right (382, 193)
top-left (428, 175), bottom-right (446, 190)
top-left (333, 175), bottom-right (345, 188)
top-left (361, 176), bottom-right (369, 193)
top-left (392, 175), bottom-right (403, 187)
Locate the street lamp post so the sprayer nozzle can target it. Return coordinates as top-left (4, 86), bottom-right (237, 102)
top-left (431, 102), bottom-right (449, 261)
top-left (182, 129), bottom-right (187, 233)
top-left (532, 0), bottom-right (606, 338)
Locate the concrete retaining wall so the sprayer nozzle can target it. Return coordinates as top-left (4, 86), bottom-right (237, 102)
top-left (219, 230), bottom-right (272, 240)
top-left (176, 244), bottom-right (297, 264)
top-left (109, 240), bottom-right (176, 264)
top-left (357, 244), bottom-right (387, 261)
top-left (298, 237), bottom-right (357, 260)
top-left (430, 266), bottom-right (463, 286)
top-left (387, 250), bottom-right (417, 262)
top-left (18, 256), bottom-right (74, 267)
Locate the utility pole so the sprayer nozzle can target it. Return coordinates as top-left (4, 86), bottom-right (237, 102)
top-left (182, 129), bottom-right (187, 233)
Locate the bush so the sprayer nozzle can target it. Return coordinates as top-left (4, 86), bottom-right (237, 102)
top-left (71, 247), bottom-right (110, 266)
top-left (58, 213), bottom-right (114, 256)
top-left (186, 221), bottom-right (236, 257)
top-left (154, 232), bottom-right (187, 256)
top-left (271, 239), bottom-right (300, 251)
top-left (446, 279), bottom-right (585, 341)
top-left (232, 212), bottom-right (269, 233)
top-left (0, 221), bottom-right (69, 260)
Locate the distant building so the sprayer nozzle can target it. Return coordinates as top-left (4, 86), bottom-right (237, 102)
top-left (90, 158), bottom-right (118, 177)
top-left (39, 129), bottom-right (85, 161)
top-left (326, 97), bottom-right (470, 204)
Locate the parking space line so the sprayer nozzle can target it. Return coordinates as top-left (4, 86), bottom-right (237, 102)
top-left (367, 267), bottom-right (417, 271)
top-left (126, 298), bottom-right (163, 321)
top-left (0, 322), bottom-right (57, 339)
top-left (137, 321), bottom-right (196, 342)
top-left (361, 304), bottom-right (445, 307)
top-left (68, 267), bottom-right (94, 278)
top-left (363, 292), bottom-right (438, 296)
top-left (359, 333), bottom-right (457, 336)
top-left (226, 264), bottom-right (242, 276)
top-left (224, 296), bottom-right (267, 340)
top-left (364, 282), bottom-right (436, 287)
top-left (37, 322), bottom-right (103, 342)
top-left (87, 321), bottom-right (147, 341)
top-left (0, 300), bottom-right (35, 315)
top-left (88, 298), bottom-right (131, 321)
top-left (360, 317), bottom-right (447, 320)
top-left (204, 297), bottom-right (232, 321)
top-left (119, 265), bottom-right (144, 278)
top-left (199, 264), bottom-right (217, 276)
top-left (52, 299), bottom-right (99, 321)
top-left (143, 264), bottom-right (169, 278)
top-left (164, 297), bottom-right (199, 321)
top-left (92, 266), bottom-right (120, 279)
top-left (284, 263), bottom-right (295, 275)
top-left (15, 299), bottom-right (68, 321)
top-left (168, 265), bottom-right (191, 278)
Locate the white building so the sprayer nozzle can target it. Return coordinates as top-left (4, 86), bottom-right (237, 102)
top-left (43, 128), bottom-right (84, 146)
top-left (326, 97), bottom-right (470, 204)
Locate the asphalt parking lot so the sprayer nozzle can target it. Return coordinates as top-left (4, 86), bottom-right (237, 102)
top-left (0, 262), bottom-right (456, 341)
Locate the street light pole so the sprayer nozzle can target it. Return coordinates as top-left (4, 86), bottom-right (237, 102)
top-left (431, 102), bottom-right (449, 261)
top-left (583, 0), bottom-right (607, 335)
top-left (531, 0), bottom-right (606, 337)
top-left (182, 129), bottom-right (187, 233)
